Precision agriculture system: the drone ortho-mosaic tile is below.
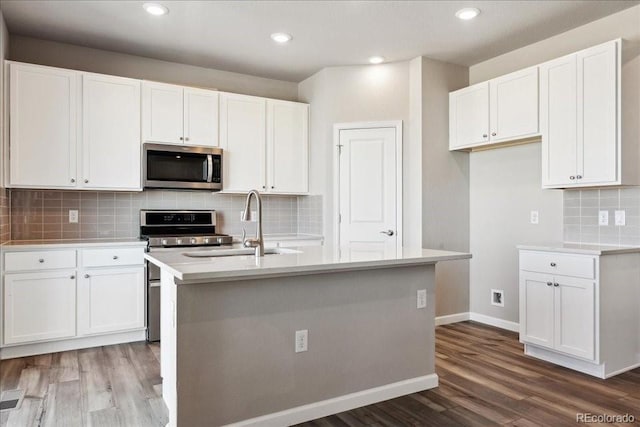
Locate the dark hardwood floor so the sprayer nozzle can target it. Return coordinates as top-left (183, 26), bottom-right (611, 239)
top-left (1, 322), bottom-right (639, 426)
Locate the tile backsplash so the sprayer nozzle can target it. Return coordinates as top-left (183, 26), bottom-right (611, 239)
top-left (564, 187), bottom-right (640, 246)
top-left (9, 190), bottom-right (323, 241)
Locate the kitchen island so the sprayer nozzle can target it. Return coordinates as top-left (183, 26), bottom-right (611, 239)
top-left (145, 245), bottom-right (471, 426)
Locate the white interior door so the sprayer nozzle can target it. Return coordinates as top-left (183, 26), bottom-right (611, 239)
top-left (339, 127), bottom-right (398, 257)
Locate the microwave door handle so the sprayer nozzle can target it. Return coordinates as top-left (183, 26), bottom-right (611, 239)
top-left (206, 155), bottom-right (213, 183)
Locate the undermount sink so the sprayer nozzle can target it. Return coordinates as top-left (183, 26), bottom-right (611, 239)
top-left (182, 247), bottom-right (302, 258)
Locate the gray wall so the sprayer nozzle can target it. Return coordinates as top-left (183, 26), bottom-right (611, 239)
top-left (297, 62), bottom-right (420, 248)
top-left (468, 5), bottom-right (640, 323)
top-left (420, 58), bottom-right (470, 317)
top-left (9, 35), bottom-right (298, 100)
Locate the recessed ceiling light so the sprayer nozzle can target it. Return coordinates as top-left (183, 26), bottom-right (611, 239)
top-left (143, 3), bottom-right (169, 16)
top-left (271, 33), bottom-right (292, 44)
top-left (455, 7), bottom-right (480, 20)
top-left (369, 56), bottom-right (385, 64)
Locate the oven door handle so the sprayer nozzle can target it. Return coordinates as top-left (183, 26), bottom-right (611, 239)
top-left (206, 155), bottom-right (213, 183)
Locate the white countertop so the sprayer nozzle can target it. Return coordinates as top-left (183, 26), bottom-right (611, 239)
top-left (517, 242), bottom-right (640, 255)
top-left (1, 238), bottom-right (148, 250)
top-left (145, 245), bottom-right (471, 283)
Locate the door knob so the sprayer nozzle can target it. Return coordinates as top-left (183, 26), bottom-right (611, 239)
top-left (380, 230), bottom-right (394, 236)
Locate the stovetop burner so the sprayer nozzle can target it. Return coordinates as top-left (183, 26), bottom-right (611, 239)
top-left (140, 210), bottom-right (233, 248)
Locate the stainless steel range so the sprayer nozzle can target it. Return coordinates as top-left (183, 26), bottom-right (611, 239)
top-left (141, 210), bottom-right (233, 341)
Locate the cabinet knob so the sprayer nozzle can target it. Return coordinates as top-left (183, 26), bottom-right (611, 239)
top-left (271, 186), bottom-right (275, 189)
top-left (84, 179), bottom-right (89, 184)
top-left (39, 258), bottom-right (45, 263)
top-left (576, 175), bottom-right (582, 179)
top-left (482, 134), bottom-right (488, 138)
top-left (262, 185), bottom-right (266, 190)
top-left (84, 274), bottom-right (90, 278)
top-left (550, 262), bottom-right (556, 267)
top-left (70, 275), bottom-right (75, 280)
top-left (570, 176), bottom-right (576, 180)
top-left (546, 282), bottom-right (553, 286)
top-left (71, 178), bottom-right (76, 183)
top-left (185, 137), bottom-right (189, 141)
top-left (113, 255), bottom-right (119, 260)
top-left (491, 132), bottom-right (497, 136)
top-left (179, 137), bottom-right (184, 141)
top-left (554, 283), bottom-right (559, 287)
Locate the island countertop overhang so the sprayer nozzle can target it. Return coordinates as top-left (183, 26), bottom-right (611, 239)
top-left (145, 246), bottom-right (471, 283)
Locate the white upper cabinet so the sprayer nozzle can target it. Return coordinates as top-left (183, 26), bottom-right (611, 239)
top-left (449, 82), bottom-right (489, 150)
top-left (184, 88), bottom-right (219, 147)
top-left (82, 73), bottom-right (141, 190)
top-left (142, 82), bottom-right (185, 144)
top-left (9, 63), bottom-right (79, 188)
top-left (266, 100), bottom-right (309, 194)
top-left (489, 67), bottom-right (539, 143)
top-left (449, 67), bottom-right (539, 151)
top-left (219, 93), bottom-right (267, 192)
top-left (541, 40), bottom-right (621, 188)
top-left (142, 81), bottom-right (219, 146)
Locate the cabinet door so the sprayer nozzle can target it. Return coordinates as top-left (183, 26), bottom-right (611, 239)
top-left (266, 100), bottom-right (309, 194)
top-left (489, 67), bottom-right (539, 143)
top-left (554, 277), bottom-right (595, 360)
top-left (4, 271), bottom-right (77, 344)
top-left (78, 267), bottom-right (145, 336)
top-left (577, 41), bottom-right (618, 185)
top-left (449, 82), bottom-right (489, 150)
top-left (519, 271), bottom-right (555, 349)
top-left (9, 63), bottom-right (79, 188)
top-left (184, 88), bottom-right (219, 147)
top-left (82, 74), bottom-right (141, 190)
top-left (540, 55), bottom-right (578, 187)
top-left (142, 81), bottom-right (184, 144)
top-left (219, 93), bottom-right (266, 192)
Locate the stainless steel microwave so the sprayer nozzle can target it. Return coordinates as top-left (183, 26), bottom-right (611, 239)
top-left (143, 144), bottom-right (222, 190)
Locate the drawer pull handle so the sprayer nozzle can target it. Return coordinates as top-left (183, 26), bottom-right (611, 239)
top-left (554, 283), bottom-right (559, 287)
top-left (70, 275), bottom-right (75, 280)
top-left (546, 282), bottom-right (553, 286)
top-left (84, 274), bottom-right (90, 278)
top-left (550, 262), bottom-right (556, 267)
top-left (38, 259), bottom-right (45, 263)
top-left (113, 255), bottom-right (119, 260)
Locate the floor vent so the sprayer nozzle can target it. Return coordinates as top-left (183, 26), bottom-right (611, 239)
top-left (0, 390), bottom-right (24, 412)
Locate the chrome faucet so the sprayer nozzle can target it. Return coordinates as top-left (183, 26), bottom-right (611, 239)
top-left (241, 190), bottom-right (264, 257)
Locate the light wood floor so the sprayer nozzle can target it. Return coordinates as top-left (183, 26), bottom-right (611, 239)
top-left (1, 322), bottom-right (639, 426)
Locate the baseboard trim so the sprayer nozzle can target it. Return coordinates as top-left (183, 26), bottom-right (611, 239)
top-left (435, 312), bottom-right (470, 326)
top-left (469, 312), bottom-right (520, 332)
top-left (226, 374), bottom-right (439, 427)
top-left (0, 329), bottom-right (146, 359)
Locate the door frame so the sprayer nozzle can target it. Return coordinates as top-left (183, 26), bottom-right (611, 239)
top-left (333, 121), bottom-right (403, 252)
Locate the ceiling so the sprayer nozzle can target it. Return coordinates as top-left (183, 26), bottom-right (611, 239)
top-left (1, 1), bottom-right (638, 82)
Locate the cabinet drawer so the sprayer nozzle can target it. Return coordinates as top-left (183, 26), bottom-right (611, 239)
top-left (81, 247), bottom-right (145, 268)
top-left (520, 252), bottom-right (595, 279)
top-left (5, 250), bottom-right (76, 272)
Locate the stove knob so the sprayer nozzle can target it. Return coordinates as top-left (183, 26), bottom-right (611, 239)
top-left (176, 239), bottom-right (183, 245)
top-left (191, 238), bottom-right (197, 244)
top-left (161, 239), bottom-right (168, 246)
top-left (204, 238), bottom-right (210, 244)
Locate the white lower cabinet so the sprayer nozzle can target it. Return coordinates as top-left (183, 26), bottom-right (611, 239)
top-left (4, 271), bottom-right (77, 345)
top-left (519, 249), bottom-right (640, 378)
top-left (78, 267), bottom-right (145, 336)
top-left (1, 244), bottom-right (146, 358)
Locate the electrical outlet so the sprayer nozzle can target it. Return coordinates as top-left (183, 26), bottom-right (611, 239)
top-left (491, 289), bottom-right (504, 307)
top-left (68, 210), bottom-right (79, 223)
top-left (417, 289), bottom-right (427, 309)
top-left (615, 210), bottom-right (626, 226)
top-left (598, 210), bottom-right (609, 226)
top-left (295, 329), bottom-right (308, 353)
top-left (530, 210), bottom-right (539, 224)
top-left (240, 210), bottom-right (257, 222)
